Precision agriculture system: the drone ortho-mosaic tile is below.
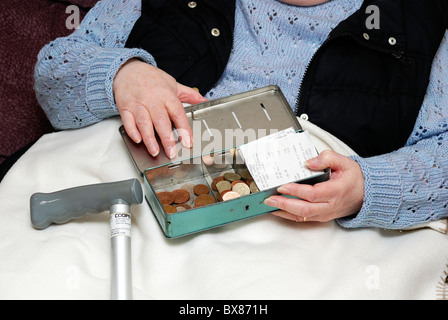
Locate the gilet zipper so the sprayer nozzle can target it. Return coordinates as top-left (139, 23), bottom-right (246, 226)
top-left (294, 32), bottom-right (404, 116)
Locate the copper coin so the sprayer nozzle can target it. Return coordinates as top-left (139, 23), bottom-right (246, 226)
top-left (193, 184), bottom-right (210, 196)
top-left (220, 189), bottom-right (231, 197)
top-left (157, 191), bottom-right (175, 205)
top-left (245, 178), bottom-right (254, 186)
top-left (195, 194), bottom-right (216, 206)
top-left (163, 204), bottom-right (177, 214)
top-left (172, 189), bottom-right (190, 204)
top-left (222, 191), bottom-right (241, 201)
top-left (211, 176), bottom-right (224, 191)
top-left (237, 169), bottom-right (252, 181)
top-left (201, 154), bottom-right (215, 166)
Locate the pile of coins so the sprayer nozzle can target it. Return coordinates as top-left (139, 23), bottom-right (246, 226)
top-left (212, 170), bottom-right (259, 202)
top-left (156, 183), bottom-right (216, 214)
top-left (156, 169), bottom-right (260, 214)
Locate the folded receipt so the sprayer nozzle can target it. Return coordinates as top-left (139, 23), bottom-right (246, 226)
top-left (237, 128), bottom-right (321, 191)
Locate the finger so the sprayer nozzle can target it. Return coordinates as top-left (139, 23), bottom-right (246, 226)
top-left (165, 97), bottom-right (193, 149)
top-left (148, 103), bottom-right (177, 159)
top-left (264, 195), bottom-right (331, 219)
top-left (271, 210), bottom-right (310, 223)
top-left (177, 83), bottom-right (209, 104)
top-left (120, 109), bottom-right (142, 144)
top-left (133, 106), bottom-right (160, 157)
top-left (305, 150), bottom-right (346, 171)
top-left (277, 182), bottom-right (335, 203)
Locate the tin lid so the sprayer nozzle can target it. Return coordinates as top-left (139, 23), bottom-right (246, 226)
top-left (120, 85), bottom-right (302, 175)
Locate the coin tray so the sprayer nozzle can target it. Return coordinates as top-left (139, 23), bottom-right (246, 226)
top-left (120, 86), bottom-right (329, 238)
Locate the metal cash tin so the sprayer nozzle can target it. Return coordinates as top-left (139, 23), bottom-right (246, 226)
top-left (120, 86), bottom-right (330, 238)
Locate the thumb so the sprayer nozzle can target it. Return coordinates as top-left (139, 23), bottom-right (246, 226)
top-left (177, 83), bottom-right (209, 105)
top-left (304, 150), bottom-right (346, 171)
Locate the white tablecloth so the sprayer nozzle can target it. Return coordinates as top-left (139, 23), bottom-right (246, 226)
top-left (1, 117), bottom-right (447, 300)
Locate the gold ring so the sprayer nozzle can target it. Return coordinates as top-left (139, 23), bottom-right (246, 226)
top-left (303, 217), bottom-right (307, 222)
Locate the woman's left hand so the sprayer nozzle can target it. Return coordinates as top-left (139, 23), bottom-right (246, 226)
top-left (264, 150), bottom-right (365, 223)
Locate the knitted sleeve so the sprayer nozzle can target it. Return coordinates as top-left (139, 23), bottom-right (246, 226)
top-left (338, 32), bottom-right (448, 230)
top-left (34, 0), bottom-right (154, 130)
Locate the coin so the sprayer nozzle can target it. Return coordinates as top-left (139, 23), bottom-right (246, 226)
top-left (163, 204), bottom-right (177, 214)
top-left (231, 180), bottom-right (244, 188)
top-left (222, 191), bottom-right (241, 201)
top-left (201, 154), bottom-right (215, 166)
top-left (211, 176), bottom-right (225, 191)
top-left (232, 182), bottom-right (250, 196)
top-left (193, 184), bottom-right (210, 196)
top-left (220, 190), bottom-right (231, 197)
top-left (245, 178), bottom-right (254, 186)
top-left (249, 181), bottom-right (259, 194)
top-left (181, 183), bottom-right (195, 204)
top-left (223, 172), bottom-right (241, 182)
top-left (195, 194), bottom-right (216, 206)
top-left (175, 203), bottom-right (191, 211)
top-left (216, 180), bottom-right (231, 194)
top-left (172, 189), bottom-right (190, 204)
top-left (237, 169), bottom-right (252, 181)
top-left (181, 183), bottom-right (195, 195)
top-left (157, 191), bottom-right (175, 205)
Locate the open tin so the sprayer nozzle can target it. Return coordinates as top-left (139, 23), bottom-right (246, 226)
top-left (120, 86), bottom-right (330, 238)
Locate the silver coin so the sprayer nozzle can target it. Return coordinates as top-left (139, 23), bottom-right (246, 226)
top-left (216, 180), bottom-right (231, 194)
top-left (232, 182), bottom-right (250, 196)
top-left (249, 181), bottom-right (259, 194)
top-left (223, 172), bottom-right (241, 182)
top-left (181, 183), bottom-right (196, 206)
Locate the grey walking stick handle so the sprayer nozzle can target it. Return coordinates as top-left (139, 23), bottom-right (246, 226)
top-left (30, 179), bottom-right (143, 230)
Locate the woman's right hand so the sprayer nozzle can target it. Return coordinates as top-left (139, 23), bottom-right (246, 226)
top-left (113, 59), bottom-right (208, 158)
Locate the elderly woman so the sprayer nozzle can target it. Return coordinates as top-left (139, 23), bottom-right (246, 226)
top-left (34, 0), bottom-right (448, 229)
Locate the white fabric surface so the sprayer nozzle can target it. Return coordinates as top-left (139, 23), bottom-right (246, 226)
top-left (1, 117), bottom-right (448, 300)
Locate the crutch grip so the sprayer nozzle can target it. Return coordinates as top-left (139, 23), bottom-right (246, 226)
top-left (30, 179), bottom-right (143, 230)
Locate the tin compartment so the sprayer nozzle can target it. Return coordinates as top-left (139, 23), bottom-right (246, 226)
top-left (120, 86), bottom-right (330, 238)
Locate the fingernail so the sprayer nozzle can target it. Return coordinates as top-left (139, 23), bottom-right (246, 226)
top-left (149, 147), bottom-right (159, 158)
top-left (264, 198), bottom-right (278, 207)
top-left (148, 142), bottom-right (159, 157)
top-left (167, 146), bottom-right (177, 159)
top-left (277, 186), bottom-right (289, 194)
top-left (304, 157), bottom-right (318, 167)
top-left (183, 134), bottom-right (192, 148)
